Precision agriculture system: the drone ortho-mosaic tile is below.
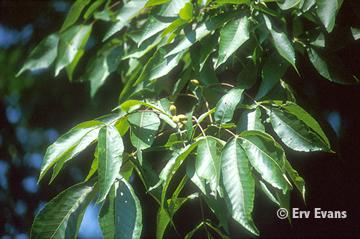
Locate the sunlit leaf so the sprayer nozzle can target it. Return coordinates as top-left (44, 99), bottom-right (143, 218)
top-left (240, 130), bottom-right (291, 193)
top-left (216, 16), bottom-right (249, 68)
top-left (17, 34), bottom-right (59, 76)
top-left (195, 136), bottom-right (222, 195)
top-left (128, 111), bottom-right (161, 150)
top-left (97, 125), bottom-right (124, 203)
top-left (60, 0), bottom-right (91, 32)
top-left (214, 88), bottom-right (244, 124)
top-left (31, 181), bottom-right (95, 239)
top-left (103, 0), bottom-right (147, 41)
top-left (39, 120), bottom-right (103, 182)
top-left (267, 101), bottom-right (331, 152)
top-left (55, 24), bottom-right (92, 76)
top-left (221, 137), bottom-right (259, 235)
top-left (99, 178), bottom-right (142, 239)
top-left (263, 15), bottom-right (296, 71)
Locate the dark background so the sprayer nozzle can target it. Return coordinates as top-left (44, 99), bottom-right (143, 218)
top-left (0, 0), bottom-right (359, 238)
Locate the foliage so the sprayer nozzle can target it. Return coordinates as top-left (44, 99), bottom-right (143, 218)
top-left (18, 0), bottom-right (359, 238)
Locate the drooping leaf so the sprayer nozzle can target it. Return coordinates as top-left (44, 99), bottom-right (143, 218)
top-left (165, 13), bottom-right (235, 57)
top-left (138, 0), bottom-right (188, 45)
top-left (240, 130), bottom-right (291, 192)
top-left (60, 0), bottom-right (91, 32)
top-left (277, 0), bottom-right (301, 10)
top-left (236, 59), bottom-right (258, 89)
top-left (97, 125), bottom-right (124, 203)
top-left (84, 0), bottom-right (106, 19)
top-left (256, 52), bottom-right (289, 99)
top-left (55, 24), bottom-right (92, 76)
top-left (285, 160), bottom-right (306, 201)
top-left (128, 111), bottom-right (161, 150)
top-left (203, 194), bottom-right (230, 233)
top-left (216, 0), bottom-right (249, 5)
top-left (351, 27), bottom-right (360, 40)
top-left (39, 120), bottom-right (103, 182)
top-left (146, 0), bottom-right (171, 7)
top-left (237, 108), bottom-right (265, 133)
top-left (17, 34), bottom-right (59, 76)
top-left (82, 45), bottom-right (123, 97)
top-left (85, 149), bottom-right (99, 181)
top-left (135, 45), bottom-right (184, 85)
top-left (179, 2), bottom-right (193, 21)
top-left (263, 15), bottom-right (296, 71)
top-left (31, 181), bottom-right (95, 239)
top-left (156, 194), bottom-right (198, 239)
top-left (221, 137), bottom-right (259, 235)
top-left (267, 101), bottom-right (331, 152)
top-left (216, 16), bottom-right (250, 68)
top-left (307, 47), bottom-right (358, 85)
top-left (214, 88), bottom-right (244, 124)
top-left (316, 0), bottom-right (342, 33)
top-left (195, 136), bottom-right (222, 195)
top-left (99, 178), bottom-right (142, 239)
top-left (301, 0), bottom-right (316, 12)
top-left (103, 0), bottom-right (147, 41)
top-left (159, 142), bottom-right (200, 203)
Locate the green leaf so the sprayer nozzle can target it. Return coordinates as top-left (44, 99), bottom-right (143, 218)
top-left (31, 181), bottom-right (95, 239)
top-left (138, 0), bottom-right (188, 45)
top-left (216, 0), bottom-right (249, 5)
top-left (39, 120), bottom-right (103, 182)
top-left (156, 194), bottom-right (198, 239)
top-left (103, 0), bottom-right (147, 41)
top-left (159, 142), bottom-right (200, 199)
top-left (99, 178), bottom-right (142, 239)
top-left (263, 15), bottom-right (296, 71)
top-left (65, 49), bottom-right (84, 81)
top-left (146, 0), bottom-right (171, 7)
top-left (55, 24), bottom-right (92, 76)
top-left (214, 88), bottom-right (244, 124)
top-left (351, 27), bottom-right (360, 40)
top-left (83, 45), bottom-right (123, 97)
top-left (240, 130), bottom-right (290, 192)
top-left (256, 52), bottom-right (289, 99)
top-left (179, 2), bottom-right (193, 21)
top-left (84, 0), bottom-right (106, 19)
top-left (267, 101), bottom-right (331, 152)
top-left (307, 47), bottom-right (358, 85)
top-left (301, 0), bottom-right (316, 12)
top-left (184, 221), bottom-right (205, 239)
top-left (236, 59), bottom-right (258, 89)
top-left (216, 16), bottom-right (250, 68)
top-left (237, 108), bottom-right (265, 133)
top-left (128, 112), bottom-right (161, 150)
top-left (165, 13), bottom-right (235, 57)
top-left (85, 149), bottom-right (99, 181)
top-left (60, 0), bottom-right (91, 32)
top-left (97, 125), bottom-right (124, 203)
top-left (135, 45), bottom-right (184, 85)
top-left (221, 137), bottom-right (259, 235)
top-left (316, 0), bottom-right (342, 33)
top-left (195, 136), bottom-right (222, 195)
top-left (285, 160), bottom-right (306, 201)
top-left (119, 99), bottom-right (176, 128)
top-left (277, 0), bottom-right (301, 10)
top-left (17, 34), bottom-right (59, 76)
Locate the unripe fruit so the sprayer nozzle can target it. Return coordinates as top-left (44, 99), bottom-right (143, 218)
top-left (190, 79), bottom-right (200, 86)
top-left (172, 115), bottom-right (180, 123)
top-left (170, 105), bottom-right (177, 115)
top-left (177, 114), bottom-right (187, 121)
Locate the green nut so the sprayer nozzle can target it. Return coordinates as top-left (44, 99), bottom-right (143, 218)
top-left (190, 79), bottom-right (200, 86)
top-left (170, 105), bottom-right (177, 115)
